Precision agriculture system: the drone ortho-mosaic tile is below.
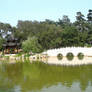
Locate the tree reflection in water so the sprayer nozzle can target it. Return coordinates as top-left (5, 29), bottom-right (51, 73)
top-left (0, 62), bottom-right (92, 92)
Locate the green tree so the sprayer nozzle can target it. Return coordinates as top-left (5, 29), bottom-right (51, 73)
top-left (57, 15), bottom-right (71, 28)
top-left (22, 37), bottom-right (43, 53)
top-left (87, 9), bottom-right (92, 24)
top-left (0, 23), bottom-right (12, 36)
top-left (0, 37), bottom-right (4, 50)
top-left (74, 12), bottom-right (87, 32)
top-left (37, 24), bottom-right (62, 49)
top-left (61, 26), bottom-right (79, 47)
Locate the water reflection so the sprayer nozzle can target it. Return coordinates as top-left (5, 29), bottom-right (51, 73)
top-left (47, 56), bottom-right (92, 65)
top-left (0, 62), bottom-right (92, 92)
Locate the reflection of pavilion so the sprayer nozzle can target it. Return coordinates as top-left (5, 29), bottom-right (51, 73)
top-left (2, 35), bottom-right (20, 54)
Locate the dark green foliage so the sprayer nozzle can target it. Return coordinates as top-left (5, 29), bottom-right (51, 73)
top-left (57, 53), bottom-right (63, 60)
top-left (61, 26), bottom-right (79, 47)
top-left (37, 25), bottom-right (62, 50)
top-left (87, 9), bottom-right (92, 23)
top-left (77, 53), bottom-right (84, 60)
top-left (22, 37), bottom-right (43, 53)
top-left (0, 37), bottom-right (4, 50)
top-left (66, 52), bottom-right (74, 61)
top-left (0, 10), bottom-right (92, 53)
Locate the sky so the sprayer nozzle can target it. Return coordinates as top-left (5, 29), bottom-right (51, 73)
top-left (0, 0), bottom-right (92, 26)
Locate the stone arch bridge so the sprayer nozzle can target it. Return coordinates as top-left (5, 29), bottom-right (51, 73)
top-left (43, 47), bottom-right (92, 57)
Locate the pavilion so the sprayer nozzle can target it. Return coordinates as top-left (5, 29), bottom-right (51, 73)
top-left (2, 34), bottom-right (20, 54)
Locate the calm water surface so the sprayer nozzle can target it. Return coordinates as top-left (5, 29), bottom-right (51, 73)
top-left (0, 62), bottom-right (92, 92)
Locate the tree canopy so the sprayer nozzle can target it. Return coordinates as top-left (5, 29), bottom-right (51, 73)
top-left (0, 9), bottom-right (92, 53)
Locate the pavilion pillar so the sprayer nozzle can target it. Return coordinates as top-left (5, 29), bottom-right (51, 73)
top-left (17, 47), bottom-right (18, 53)
top-left (8, 48), bottom-right (10, 54)
top-left (2, 48), bottom-right (4, 55)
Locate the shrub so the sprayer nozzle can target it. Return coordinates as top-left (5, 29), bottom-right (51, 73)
top-left (66, 52), bottom-right (74, 61)
top-left (77, 53), bottom-right (84, 60)
top-left (22, 37), bottom-right (43, 53)
top-left (57, 53), bottom-right (63, 60)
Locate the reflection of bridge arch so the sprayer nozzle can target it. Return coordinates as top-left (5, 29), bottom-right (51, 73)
top-left (45, 47), bottom-right (92, 57)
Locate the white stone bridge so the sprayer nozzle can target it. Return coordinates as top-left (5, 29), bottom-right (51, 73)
top-left (43, 47), bottom-right (92, 57)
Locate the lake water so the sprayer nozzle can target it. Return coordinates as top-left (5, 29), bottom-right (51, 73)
top-left (0, 62), bottom-right (92, 92)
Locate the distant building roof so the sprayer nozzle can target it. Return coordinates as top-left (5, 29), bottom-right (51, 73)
top-left (3, 34), bottom-right (20, 47)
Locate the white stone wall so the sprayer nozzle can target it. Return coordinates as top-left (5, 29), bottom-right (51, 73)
top-left (43, 47), bottom-right (92, 57)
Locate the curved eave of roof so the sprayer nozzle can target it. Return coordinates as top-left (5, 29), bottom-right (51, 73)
top-left (3, 42), bottom-right (20, 47)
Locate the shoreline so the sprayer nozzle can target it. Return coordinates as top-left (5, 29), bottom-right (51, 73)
top-left (1, 47), bottom-right (92, 66)
top-left (1, 56), bottom-right (92, 66)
